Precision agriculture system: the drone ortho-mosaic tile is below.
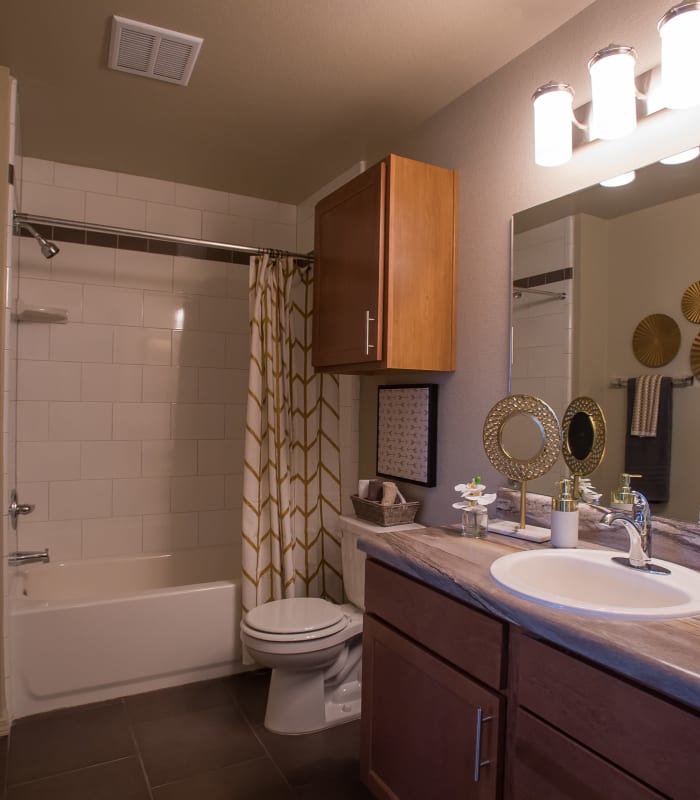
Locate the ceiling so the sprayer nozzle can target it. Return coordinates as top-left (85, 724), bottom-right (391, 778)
top-left (0, 0), bottom-right (595, 204)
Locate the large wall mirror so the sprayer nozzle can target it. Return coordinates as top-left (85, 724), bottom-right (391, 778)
top-left (511, 148), bottom-right (700, 523)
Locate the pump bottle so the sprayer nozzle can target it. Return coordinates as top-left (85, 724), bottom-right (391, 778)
top-left (551, 478), bottom-right (578, 548)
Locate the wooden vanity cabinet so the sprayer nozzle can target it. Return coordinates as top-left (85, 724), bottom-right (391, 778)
top-left (312, 154), bottom-right (456, 373)
top-left (361, 560), bottom-right (505, 800)
top-left (510, 633), bottom-right (699, 800)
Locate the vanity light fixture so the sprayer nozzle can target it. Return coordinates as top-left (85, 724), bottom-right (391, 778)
top-left (659, 145), bottom-right (700, 164)
top-left (588, 45), bottom-right (638, 140)
top-left (658, 2), bottom-right (700, 109)
top-left (599, 171), bottom-right (636, 187)
top-left (532, 83), bottom-right (575, 166)
top-left (533, 3), bottom-right (700, 166)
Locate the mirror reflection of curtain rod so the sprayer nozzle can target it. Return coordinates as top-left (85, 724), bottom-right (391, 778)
top-left (609, 376), bottom-right (694, 388)
top-left (512, 287), bottom-right (567, 300)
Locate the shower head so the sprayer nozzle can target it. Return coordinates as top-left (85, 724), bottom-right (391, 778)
top-left (23, 223), bottom-right (60, 259)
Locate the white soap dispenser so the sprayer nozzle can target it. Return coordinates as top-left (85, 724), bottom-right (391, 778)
top-left (551, 478), bottom-right (579, 548)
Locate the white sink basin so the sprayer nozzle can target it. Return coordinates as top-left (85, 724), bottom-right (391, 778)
top-left (489, 549), bottom-right (700, 619)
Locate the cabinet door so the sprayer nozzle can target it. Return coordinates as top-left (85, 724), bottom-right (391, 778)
top-left (512, 710), bottom-right (664, 800)
top-left (361, 614), bottom-right (501, 800)
top-left (312, 161), bottom-right (385, 368)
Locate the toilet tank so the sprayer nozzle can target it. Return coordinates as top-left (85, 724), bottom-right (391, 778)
top-left (339, 515), bottom-right (424, 610)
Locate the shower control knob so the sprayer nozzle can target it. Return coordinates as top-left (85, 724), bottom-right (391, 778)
top-left (8, 490), bottom-right (35, 530)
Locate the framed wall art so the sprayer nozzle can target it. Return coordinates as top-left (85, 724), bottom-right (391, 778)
top-left (376, 383), bottom-right (438, 487)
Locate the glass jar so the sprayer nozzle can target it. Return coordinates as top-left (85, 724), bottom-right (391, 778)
top-left (461, 504), bottom-right (488, 538)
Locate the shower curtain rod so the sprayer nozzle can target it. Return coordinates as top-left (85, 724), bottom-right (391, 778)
top-left (13, 212), bottom-right (314, 263)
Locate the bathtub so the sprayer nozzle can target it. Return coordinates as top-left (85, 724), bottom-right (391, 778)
top-left (10, 545), bottom-right (244, 718)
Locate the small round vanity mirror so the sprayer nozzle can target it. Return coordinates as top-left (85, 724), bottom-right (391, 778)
top-left (498, 412), bottom-right (546, 462)
top-left (483, 394), bottom-right (561, 483)
top-left (561, 396), bottom-right (606, 477)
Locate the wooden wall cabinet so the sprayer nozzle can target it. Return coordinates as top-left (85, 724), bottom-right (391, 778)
top-left (313, 154), bottom-right (456, 373)
top-left (361, 560), bottom-right (504, 799)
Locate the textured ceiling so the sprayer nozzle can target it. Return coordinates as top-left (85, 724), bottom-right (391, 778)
top-left (0, 0), bottom-right (595, 203)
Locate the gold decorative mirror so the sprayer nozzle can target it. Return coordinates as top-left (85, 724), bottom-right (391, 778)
top-left (483, 394), bottom-right (561, 541)
top-left (632, 313), bottom-right (681, 367)
top-left (561, 396), bottom-right (606, 495)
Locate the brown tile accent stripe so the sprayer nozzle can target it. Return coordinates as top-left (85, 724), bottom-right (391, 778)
top-left (513, 267), bottom-right (573, 289)
top-left (8, 163), bottom-right (14, 185)
top-left (19, 223), bottom-right (253, 265)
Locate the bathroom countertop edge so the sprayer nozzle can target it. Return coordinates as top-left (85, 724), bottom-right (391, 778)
top-left (358, 526), bottom-right (700, 712)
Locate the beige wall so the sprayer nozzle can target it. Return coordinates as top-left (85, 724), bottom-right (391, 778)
top-left (602, 194), bottom-right (700, 521)
top-left (358, 0), bottom-right (700, 526)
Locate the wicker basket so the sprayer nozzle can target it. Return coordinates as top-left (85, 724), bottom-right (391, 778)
top-left (350, 495), bottom-right (420, 527)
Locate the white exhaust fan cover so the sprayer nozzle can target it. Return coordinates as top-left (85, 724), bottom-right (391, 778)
top-left (108, 15), bottom-right (203, 86)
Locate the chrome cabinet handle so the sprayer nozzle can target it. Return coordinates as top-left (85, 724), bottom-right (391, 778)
top-left (9, 489), bottom-right (35, 530)
top-left (364, 310), bottom-right (376, 356)
top-left (473, 707), bottom-right (493, 783)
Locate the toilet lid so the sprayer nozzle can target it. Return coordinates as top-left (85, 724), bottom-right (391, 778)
top-left (245, 597), bottom-right (345, 635)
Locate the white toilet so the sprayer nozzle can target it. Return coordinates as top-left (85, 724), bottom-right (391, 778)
top-left (241, 514), bottom-right (423, 734)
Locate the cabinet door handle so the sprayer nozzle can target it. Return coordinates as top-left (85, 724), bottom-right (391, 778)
top-left (364, 310), bottom-right (376, 355)
top-left (473, 707), bottom-right (493, 783)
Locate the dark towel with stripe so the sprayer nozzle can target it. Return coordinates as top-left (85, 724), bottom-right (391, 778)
top-left (625, 377), bottom-right (673, 503)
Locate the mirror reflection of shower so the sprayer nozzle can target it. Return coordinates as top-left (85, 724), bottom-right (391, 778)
top-left (16, 220), bottom-right (60, 258)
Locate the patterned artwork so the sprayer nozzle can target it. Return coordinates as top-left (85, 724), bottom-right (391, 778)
top-left (377, 384), bottom-right (437, 486)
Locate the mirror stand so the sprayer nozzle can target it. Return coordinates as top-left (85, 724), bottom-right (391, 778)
top-left (488, 479), bottom-right (552, 541)
top-left (483, 395), bottom-right (562, 543)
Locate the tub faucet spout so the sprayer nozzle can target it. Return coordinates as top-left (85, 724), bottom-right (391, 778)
top-left (9, 549), bottom-right (49, 566)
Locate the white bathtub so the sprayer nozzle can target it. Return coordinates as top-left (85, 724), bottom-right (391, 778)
top-left (10, 545), bottom-right (243, 718)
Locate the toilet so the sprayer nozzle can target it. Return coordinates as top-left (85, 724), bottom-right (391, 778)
top-left (241, 514), bottom-right (423, 734)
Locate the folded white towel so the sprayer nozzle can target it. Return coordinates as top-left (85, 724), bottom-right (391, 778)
top-left (631, 374), bottom-right (662, 437)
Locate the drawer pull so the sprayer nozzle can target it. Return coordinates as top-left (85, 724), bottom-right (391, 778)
top-left (365, 309), bottom-right (376, 355)
top-left (474, 707), bottom-right (493, 783)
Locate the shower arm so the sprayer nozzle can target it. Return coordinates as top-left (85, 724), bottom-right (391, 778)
top-left (12, 211), bottom-right (314, 264)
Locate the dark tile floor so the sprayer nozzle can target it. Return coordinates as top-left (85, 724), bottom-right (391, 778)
top-left (0, 670), bottom-right (374, 799)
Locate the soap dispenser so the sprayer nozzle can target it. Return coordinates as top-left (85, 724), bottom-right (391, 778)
top-left (551, 478), bottom-right (578, 548)
top-left (610, 473), bottom-right (641, 512)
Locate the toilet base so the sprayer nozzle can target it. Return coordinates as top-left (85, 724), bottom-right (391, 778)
top-left (264, 638), bottom-right (362, 735)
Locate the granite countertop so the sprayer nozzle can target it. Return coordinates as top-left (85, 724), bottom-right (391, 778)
top-left (357, 515), bottom-right (700, 712)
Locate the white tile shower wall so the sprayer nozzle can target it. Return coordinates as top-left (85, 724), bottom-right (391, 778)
top-left (15, 157), bottom-right (297, 563)
top-left (512, 219), bottom-right (574, 493)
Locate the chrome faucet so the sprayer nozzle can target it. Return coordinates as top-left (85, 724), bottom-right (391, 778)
top-left (600, 490), bottom-right (669, 574)
top-left (8, 549), bottom-right (49, 566)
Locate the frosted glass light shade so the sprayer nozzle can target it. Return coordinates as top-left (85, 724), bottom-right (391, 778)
top-left (600, 171), bottom-right (636, 187)
top-left (660, 146), bottom-right (700, 164)
top-left (659, 3), bottom-right (700, 109)
top-left (589, 45), bottom-right (638, 140)
top-left (533, 83), bottom-right (574, 166)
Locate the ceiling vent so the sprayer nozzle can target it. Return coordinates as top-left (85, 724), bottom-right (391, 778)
top-left (108, 15), bottom-right (203, 86)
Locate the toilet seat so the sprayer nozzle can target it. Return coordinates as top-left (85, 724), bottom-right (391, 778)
top-left (243, 597), bottom-right (348, 643)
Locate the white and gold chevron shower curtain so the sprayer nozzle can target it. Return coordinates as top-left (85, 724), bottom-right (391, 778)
top-left (242, 255), bottom-right (343, 616)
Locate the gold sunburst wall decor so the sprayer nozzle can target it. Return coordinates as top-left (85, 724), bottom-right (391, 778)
top-left (632, 313), bottom-right (681, 367)
top-left (681, 281), bottom-right (700, 324)
top-left (691, 332), bottom-right (700, 380)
